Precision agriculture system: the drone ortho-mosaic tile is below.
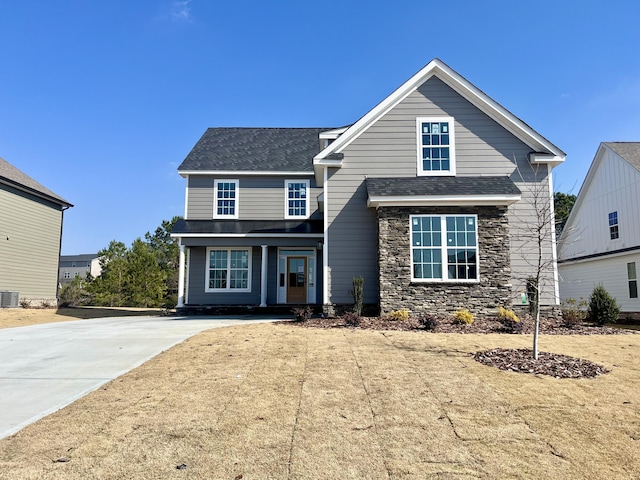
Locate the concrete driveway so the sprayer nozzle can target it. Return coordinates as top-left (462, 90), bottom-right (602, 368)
top-left (0, 315), bottom-right (282, 439)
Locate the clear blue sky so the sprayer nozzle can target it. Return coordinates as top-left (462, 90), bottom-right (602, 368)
top-left (1, 1), bottom-right (639, 255)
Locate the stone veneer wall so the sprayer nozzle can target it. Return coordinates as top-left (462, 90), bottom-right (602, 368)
top-left (378, 206), bottom-right (512, 316)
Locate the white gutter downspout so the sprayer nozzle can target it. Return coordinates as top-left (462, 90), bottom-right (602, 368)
top-left (177, 240), bottom-right (186, 308)
top-left (322, 166), bottom-right (330, 305)
top-left (548, 164), bottom-right (560, 304)
top-left (260, 244), bottom-right (268, 307)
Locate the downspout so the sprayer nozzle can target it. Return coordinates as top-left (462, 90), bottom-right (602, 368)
top-left (323, 166), bottom-right (329, 305)
top-left (55, 205), bottom-right (70, 303)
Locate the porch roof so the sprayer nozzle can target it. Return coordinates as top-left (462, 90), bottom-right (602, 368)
top-left (171, 219), bottom-right (324, 237)
top-left (366, 176), bottom-right (521, 207)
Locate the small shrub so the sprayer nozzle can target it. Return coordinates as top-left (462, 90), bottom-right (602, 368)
top-left (350, 276), bottom-right (364, 317)
top-left (19, 298), bottom-right (31, 308)
top-left (343, 311), bottom-right (361, 327)
top-left (39, 299), bottom-right (54, 309)
top-left (496, 306), bottom-right (521, 333)
top-left (587, 285), bottom-right (620, 326)
top-left (561, 297), bottom-right (588, 328)
top-left (388, 309), bottom-right (409, 322)
top-left (453, 309), bottom-right (474, 325)
top-left (418, 314), bottom-right (440, 331)
top-left (292, 306), bottom-right (313, 322)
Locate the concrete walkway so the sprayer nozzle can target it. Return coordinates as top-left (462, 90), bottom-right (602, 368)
top-left (0, 315), bottom-right (282, 439)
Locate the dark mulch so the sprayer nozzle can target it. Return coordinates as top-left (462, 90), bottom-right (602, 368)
top-left (285, 313), bottom-right (633, 379)
top-left (473, 348), bottom-right (610, 378)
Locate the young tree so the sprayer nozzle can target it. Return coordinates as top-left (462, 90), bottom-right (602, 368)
top-left (144, 216), bottom-right (181, 306)
top-left (92, 240), bottom-right (128, 307)
top-left (512, 163), bottom-right (558, 360)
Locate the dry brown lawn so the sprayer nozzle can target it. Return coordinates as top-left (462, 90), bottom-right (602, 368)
top-left (0, 321), bottom-right (638, 479)
top-left (0, 307), bottom-right (164, 329)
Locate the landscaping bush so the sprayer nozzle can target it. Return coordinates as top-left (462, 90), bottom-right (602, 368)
top-left (453, 309), bottom-right (474, 325)
top-left (417, 314), bottom-right (440, 331)
top-left (496, 306), bottom-right (522, 333)
top-left (292, 306), bottom-right (313, 322)
top-left (342, 312), bottom-right (361, 327)
top-left (388, 309), bottom-right (409, 322)
top-left (587, 285), bottom-right (620, 326)
top-left (350, 276), bottom-right (364, 317)
top-left (561, 297), bottom-right (588, 328)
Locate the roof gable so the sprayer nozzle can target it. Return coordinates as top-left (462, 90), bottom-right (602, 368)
top-left (0, 157), bottom-right (72, 207)
top-left (314, 59), bottom-right (565, 170)
top-left (178, 127), bottom-right (335, 175)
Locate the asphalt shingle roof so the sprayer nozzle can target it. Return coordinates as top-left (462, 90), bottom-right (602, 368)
top-left (366, 176), bottom-right (521, 197)
top-left (172, 219), bottom-right (323, 235)
top-left (178, 128), bottom-right (337, 172)
top-left (604, 142), bottom-right (640, 170)
top-left (0, 157), bottom-right (72, 206)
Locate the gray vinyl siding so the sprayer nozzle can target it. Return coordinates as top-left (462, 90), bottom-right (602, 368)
top-left (327, 75), bottom-right (557, 305)
top-left (186, 175), bottom-right (321, 220)
top-left (0, 184), bottom-right (63, 301)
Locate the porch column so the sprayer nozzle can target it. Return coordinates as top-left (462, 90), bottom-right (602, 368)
top-left (177, 242), bottom-right (186, 308)
top-left (260, 244), bottom-right (268, 307)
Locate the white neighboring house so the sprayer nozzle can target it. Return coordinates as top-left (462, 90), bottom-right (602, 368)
top-left (558, 142), bottom-right (640, 321)
top-left (59, 254), bottom-right (102, 285)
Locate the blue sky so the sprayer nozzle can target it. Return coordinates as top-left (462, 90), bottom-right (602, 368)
top-left (1, 0), bottom-right (639, 255)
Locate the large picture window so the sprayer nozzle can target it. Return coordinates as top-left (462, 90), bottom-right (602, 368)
top-left (214, 180), bottom-right (239, 218)
top-left (206, 248), bottom-right (251, 292)
top-left (416, 116), bottom-right (456, 176)
top-left (411, 214), bottom-right (478, 282)
top-left (285, 179), bottom-right (309, 219)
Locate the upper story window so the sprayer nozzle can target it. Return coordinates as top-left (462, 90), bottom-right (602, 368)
top-left (214, 180), bottom-right (239, 219)
top-left (608, 211), bottom-right (619, 240)
top-left (285, 180), bottom-right (310, 219)
top-left (417, 116), bottom-right (456, 176)
top-left (410, 214), bottom-right (478, 282)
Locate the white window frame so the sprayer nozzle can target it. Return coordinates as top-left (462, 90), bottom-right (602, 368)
top-left (608, 211), bottom-right (619, 240)
top-left (416, 116), bottom-right (456, 176)
top-left (205, 247), bottom-right (252, 293)
top-left (410, 214), bottom-right (479, 283)
top-left (213, 179), bottom-right (239, 219)
top-left (284, 179), bottom-right (310, 219)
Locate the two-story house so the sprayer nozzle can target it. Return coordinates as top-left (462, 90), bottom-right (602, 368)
top-left (59, 253), bottom-right (102, 285)
top-left (558, 142), bottom-right (640, 321)
top-left (171, 59), bottom-right (565, 316)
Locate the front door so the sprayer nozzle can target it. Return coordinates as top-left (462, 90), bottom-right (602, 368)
top-left (287, 257), bottom-right (307, 303)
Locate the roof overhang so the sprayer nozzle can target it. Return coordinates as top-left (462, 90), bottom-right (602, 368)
top-left (179, 170), bottom-right (314, 178)
top-left (171, 233), bottom-right (323, 239)
top-left (529, 152), bottom-right (565, 167)
top-left (367, 194), bottom-right (521, 208)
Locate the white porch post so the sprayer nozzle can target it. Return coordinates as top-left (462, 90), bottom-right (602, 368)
top-left (260, 244), bottom-right (268, 307)
top-left (177, 242), bottom-right (186, 308)
top-left (323, 166), bottom-right (330, 305)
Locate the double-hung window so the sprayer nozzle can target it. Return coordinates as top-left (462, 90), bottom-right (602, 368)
top-left (417, 116), bottom-right (456, 176)
top-left (608, 211), bottom-right (619, 240)
top-left (214, 180), bottom-right (239, 218)
top-left (410, 215), bottom-right (478, 282)
top-left (206, 248), bottom-right (251, 292)
top-left (285, 180), bottom-right (309, 219)
top-left (628, 262), bottom-right (638, 299)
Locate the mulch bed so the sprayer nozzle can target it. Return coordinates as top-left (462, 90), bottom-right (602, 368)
top-left (286, 314), bottom-right (633, 378)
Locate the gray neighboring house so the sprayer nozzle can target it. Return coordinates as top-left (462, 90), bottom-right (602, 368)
top-left (0, 157), bottom-right (72, 306)
top-left (171, 59), bottom-right (565, 315)
top-left (59, 254), bottom-right (102, 286)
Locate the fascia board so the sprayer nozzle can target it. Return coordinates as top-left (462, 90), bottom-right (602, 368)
top-left (179, 170), bottom-right (314, 178)
top-left (367, 194), bottom-right (521, 208)
top-left (170, 233), bottom-right (324, 238)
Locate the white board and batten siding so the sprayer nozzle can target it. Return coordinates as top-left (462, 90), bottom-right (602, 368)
top-left (186, 175), bottom-right (321, 221)
top-left (328, 76), bottom-right (557, 305)
top-left (0, 185), bottom-right (63, 301)
top-left (558, 146), bottom-right (640, 311)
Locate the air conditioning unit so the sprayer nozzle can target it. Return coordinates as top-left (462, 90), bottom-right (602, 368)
top-left (0, 291), bottom-right (19, 308)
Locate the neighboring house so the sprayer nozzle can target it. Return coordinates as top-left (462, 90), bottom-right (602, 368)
top-left (558, 142), bottom-right (640, 321)
top-left (0, 157), bottom-right (72, 306)
top-left (59, 254), bottom-right (102, 285)
top-left (171, 59), bottom-right (565, 316)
